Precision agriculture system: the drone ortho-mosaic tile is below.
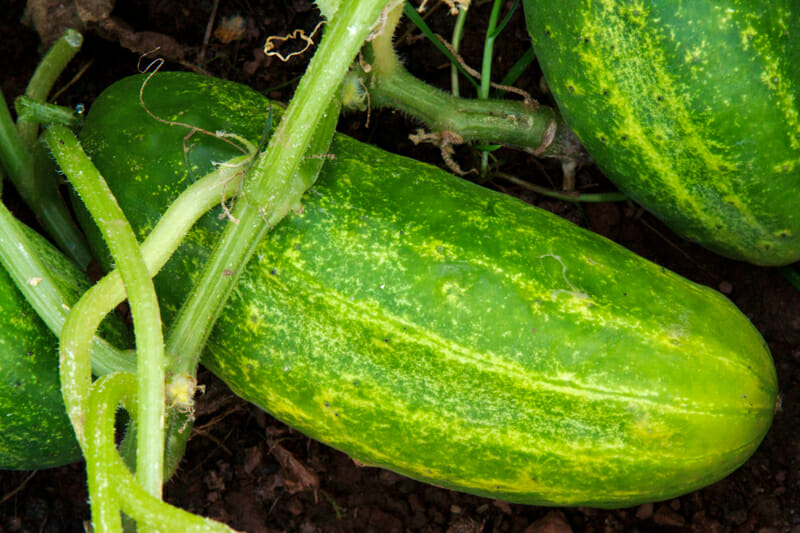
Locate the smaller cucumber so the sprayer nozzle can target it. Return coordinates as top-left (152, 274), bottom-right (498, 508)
top-left (0, 224), bottom-right (129, 470)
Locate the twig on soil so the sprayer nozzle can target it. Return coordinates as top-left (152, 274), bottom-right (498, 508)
top-left (199, 0), bottom-right (221, 63)
top-left (0, 472), bottom-right (37, 506)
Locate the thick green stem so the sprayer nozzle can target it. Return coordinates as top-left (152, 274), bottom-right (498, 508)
top-left (19, 29), bottom-right (83, 145)
top-left (352, 1), bottom-right (584, 162)
top-left (165, 0), bottom-right (388, 376)
top-left (47, 125), bottom-right (166, 499)
top-left (366, 63), bottom-right (578, 156)
top-left (158, 3), bottom-right (388, 486)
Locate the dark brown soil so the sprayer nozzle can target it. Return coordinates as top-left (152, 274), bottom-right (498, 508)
top-left (2, 1), bottom-right (799, 532)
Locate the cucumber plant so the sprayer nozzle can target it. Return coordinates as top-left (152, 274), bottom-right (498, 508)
top-left (0, 0), bottom-right (789, 530)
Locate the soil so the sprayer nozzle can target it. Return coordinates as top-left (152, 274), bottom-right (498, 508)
top-left (1, 1), bottom-right (799, 532)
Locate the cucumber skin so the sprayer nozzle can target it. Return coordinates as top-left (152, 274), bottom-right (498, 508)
top-left (525, 0), bottom-right (800, 266)
top-left (78, 72), bottom-right (777, 507)
top-left (0, 228), bottom-right (84, 470)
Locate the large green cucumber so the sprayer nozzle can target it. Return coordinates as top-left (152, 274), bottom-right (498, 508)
top-left (78, 72), bottom-right (777, 507)
top-left (525, 0), bottom-right (800, 266)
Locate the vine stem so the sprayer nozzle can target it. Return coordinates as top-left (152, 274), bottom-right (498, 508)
top-left (165, 0), bottom-right (390, 377)
top-left (495, 172), bottom-right (627, 203)
top-left (352, 3), bottom-right (584, 162)
top-left (19, 29), bottom-right (83, 145)
top-left (0, 29), bottom-right (93, 268)
top-left (87, 372), bottom-right (239, 532)
top-left (46, 125), bottom-right (166, 501)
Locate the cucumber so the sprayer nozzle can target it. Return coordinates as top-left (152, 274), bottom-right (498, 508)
top-left (524, 0), bottom-right (800, 266)
top-left (77, 72), bottom-right (777, 507)
top-left (0, 226), bottom-right (91, 470)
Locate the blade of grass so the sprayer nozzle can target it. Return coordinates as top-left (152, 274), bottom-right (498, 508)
top-left (497, 47), bottom-right (535, 92)
top-left (403, 1), bottom-right (480, 91)
top-left (488, 0), bottom-right (519, 40)
top-left (449, 3), bottom-right (469, 97)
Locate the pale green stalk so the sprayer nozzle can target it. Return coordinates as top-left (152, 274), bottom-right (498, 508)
top-left (87, 372), bottom-right (239, 532)
top-left (46, 125), bottom-right (166, 501)
top-left (0, 29), bottom-right (93, 268)
top-left (0, 201), bottom-right (134, 376)
top-left (19, 29), bottom-right (83, 145)
top-left (86, 373), bottom-right (125, 533)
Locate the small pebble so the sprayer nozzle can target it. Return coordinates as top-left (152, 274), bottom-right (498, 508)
top-left (718, 280), bottom-right (734, 294)
top-left (635, 502), bottom-right (654, 520)
top-left (653, 505), bottom-right (685, 527)
top-left (523, 510), bottom-right (573, 533)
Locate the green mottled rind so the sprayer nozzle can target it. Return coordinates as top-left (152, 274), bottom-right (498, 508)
top-left (525, 0), bottom-right (800, 266)
top-left (79, 72), bottom-right (777, 507)
top-left (0, 226), bottom-right (126, 470)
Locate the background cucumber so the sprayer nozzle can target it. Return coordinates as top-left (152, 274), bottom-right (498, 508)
top-left (0, 226), bottom-right (97, 470)
top-left (77, 72), bottom-right (778, 507)
top-left (525, 0), bottom-right (800, 266)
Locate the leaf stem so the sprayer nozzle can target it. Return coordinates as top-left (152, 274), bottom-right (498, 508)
top-left (15, 96), bottom-right (82, 129)
top-left (1, 90), bottom-right (92, 267)
top-left (86, 373), bottom-right (126, 533)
